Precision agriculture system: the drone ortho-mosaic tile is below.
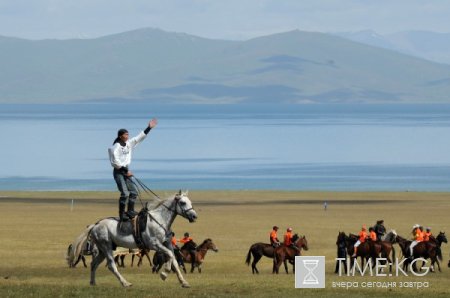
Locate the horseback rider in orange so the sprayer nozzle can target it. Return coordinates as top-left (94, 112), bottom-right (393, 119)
top-left (423, 227), bottom-right (432, 242)
top-left (352, 225), bottom-right (368, 257)
top-left (369, 227), bottom-right (377, 242)
top-left (179, 232), bottom-right (196, 265)
top-left (270, 226), bottom-right (280, 247)
top-left (284, 227), bottom-right (299, 252)
top-left (170, 232), bottom-right (184, 267)
top-left (409, 224), bottom-right (424, 259)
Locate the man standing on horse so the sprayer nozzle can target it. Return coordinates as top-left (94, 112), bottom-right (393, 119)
top-left (108, 118), bottom-right (158, 221)
top-left (270, 226), bottom-right (280, 247)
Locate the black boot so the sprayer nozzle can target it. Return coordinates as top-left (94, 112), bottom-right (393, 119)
top-left (119, 202), bottom-right (128, 222)
top-left (127, 197), bottom-right (137, 218)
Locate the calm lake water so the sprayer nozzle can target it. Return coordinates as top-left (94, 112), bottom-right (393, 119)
top-left (2, 103), bottom-right (450, 191)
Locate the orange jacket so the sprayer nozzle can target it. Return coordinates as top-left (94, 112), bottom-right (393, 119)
top-left (270, 230), bottom-right (279, 243)
top-left (179, 236), bottom-right (193, 244)
top-left (415, 231), bottom-right (424, 241)
top-left (171, 237), bottom-right (177, 247)
top-left (369, 231), bottom-right (377, 241)
top-left (284, 232), bottom-right (293, 246)
top-left (423, 232), bottom-right (432, 242)
top-left (359, 230), bottom-right (368, 243)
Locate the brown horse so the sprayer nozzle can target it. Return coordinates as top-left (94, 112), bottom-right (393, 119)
top-left (245, 242), bottom-right (278, 274)
top-left (396, 235), bottom-right (441, 273)
top-left (346, 234), bottom-right (373, 270)
top-left (180, 238), bottom-right (218, 273)
top-left (273, 235), bottom-right (309, 274)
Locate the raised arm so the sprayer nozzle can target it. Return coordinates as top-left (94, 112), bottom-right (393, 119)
top-left (129, 118), bottom-right (158, 148)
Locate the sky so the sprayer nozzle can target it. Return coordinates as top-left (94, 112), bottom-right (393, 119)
top-left (0, 0), bottom-right (449, 40)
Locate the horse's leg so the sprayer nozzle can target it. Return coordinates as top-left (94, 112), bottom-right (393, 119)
top-left (145, 251), bottom-right (152, 266)
top-left (283, 259), bottom-right (289, 274)
top-left (156, 244), bottom-right (190, 288)
top-left (131, 254), bottom-right (135, 267)
top-left (82, 255), bottom-right (87, 268)
top-left (73, 255), bottom-right (81, 268)
top-left (105, 249), bottom-right (132, 287)
top-left (120, 255), bottom-right (125, 268)
top-left (252, 254), bottom-right (262, 274)
top-left (138, 255), bottom-right (143, 267)
top-left (90, 251), bottom-right (105, 286)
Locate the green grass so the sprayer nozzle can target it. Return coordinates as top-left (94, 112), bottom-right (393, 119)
top-left (0, 191), bottom-right (449, 297)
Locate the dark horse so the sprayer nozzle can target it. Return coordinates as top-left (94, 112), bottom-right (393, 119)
top-left (396, 234), bottom-right (443, 273)
top-left (335, 232), bottom-right (347, 274)
top-left (273, 235), bottom-right (309, 274)
top-left (245, 241), bottom-right (293, 274)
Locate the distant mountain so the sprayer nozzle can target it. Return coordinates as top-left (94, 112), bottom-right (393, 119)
top-left (336, 30), bottom-right (450, 65)
top-left (1, 28), bottom-right (450, 104)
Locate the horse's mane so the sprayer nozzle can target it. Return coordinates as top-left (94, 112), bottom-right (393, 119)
top-left (145, 192), bottom-right (179, 210)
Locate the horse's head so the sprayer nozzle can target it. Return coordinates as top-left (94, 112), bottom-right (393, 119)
top-left (438, 231), bottom-right (447, 244)
top-left (336, 231), bottom-right (346, 245)
top-left (173, 190), bottom-right (197, 223)
top-left (294, 235), bottom-right (308, 251)
top-left (201, 238), bottom-right (219, 252)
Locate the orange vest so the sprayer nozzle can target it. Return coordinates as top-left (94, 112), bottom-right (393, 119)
top-left (423, 232), bottom-right (431, 242)
top-left (270, 230), bottom-right (278, 242)
top-left (415, 231), bottom-right (424, 241)
top-left (179, 236), bottom-right (193, 244)
top-left (284, 232), bottom-right (293, 246)
top-left (171, 237), bottom-right (177, 247)
top-left (369, 231), bottom-right (377, 241)
top-left (359, 230), bottom-right (367, 243)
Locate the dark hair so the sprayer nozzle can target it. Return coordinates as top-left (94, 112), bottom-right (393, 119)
top-left (113, 128), bottom-right (128, 144)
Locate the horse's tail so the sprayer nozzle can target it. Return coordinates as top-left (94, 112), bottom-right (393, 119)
top-left (245, 248), bottom-right (252, 265)
top-left (67, 224), bottom-right (95, 267)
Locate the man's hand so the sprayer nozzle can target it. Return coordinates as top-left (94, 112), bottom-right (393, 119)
top-left (126, 171), bottom-right (133, 177)
top-left (149, 118), bottom-right (158, 129)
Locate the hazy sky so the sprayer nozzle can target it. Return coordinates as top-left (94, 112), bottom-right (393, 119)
top-left (1, 0), bottom-right (449, 40)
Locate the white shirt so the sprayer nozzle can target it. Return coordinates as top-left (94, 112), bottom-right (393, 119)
top-left (108, 131), bottom-right (147, 169)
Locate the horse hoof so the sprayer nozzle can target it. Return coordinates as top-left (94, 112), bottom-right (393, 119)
top-left (182, 282), bottom-right (191, 288)
top-left (122, 282), bottom-right (132, 288)
top-left (160, 272), bottom-right (168, 281)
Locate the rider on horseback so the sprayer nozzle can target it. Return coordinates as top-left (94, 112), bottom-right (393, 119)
top-left (284, 227), bottom-right (299, 252)
top-left (270, 226), bottom-right (280, 247)
top-left (109, 119), bottom-right (158, 221)
top-left (352, 225), bottom-right (368, 257)
top-left (374, 219), bottom-right (386, 241)
top-left (409, 224), bottom-right (424, 259)
top-left (171, 232), bottom-right (184, 267)
top-left (180, 232), bottom-right (197, 265)
top-left (369, 227), bottom-right (377, 242)
top-left (423, 227), bottom-right (432, 242)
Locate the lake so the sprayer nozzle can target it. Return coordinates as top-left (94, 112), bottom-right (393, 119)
top-left (2, 103), bottom-right (450, 191)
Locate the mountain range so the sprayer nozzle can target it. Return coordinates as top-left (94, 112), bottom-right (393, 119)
top-left (1, 28), bottom-right (450, 104)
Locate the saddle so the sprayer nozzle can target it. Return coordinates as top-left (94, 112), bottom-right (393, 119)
top-left (117, 208), bottom-right (148, 250)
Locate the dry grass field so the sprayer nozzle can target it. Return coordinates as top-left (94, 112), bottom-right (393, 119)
top-left (0, 190), bottom-right (449, 297)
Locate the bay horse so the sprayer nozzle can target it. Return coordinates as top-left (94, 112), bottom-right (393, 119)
top-left (74, 191), bottom-right (197, 288)
top-left (179, 238), bottom-right (219, 273)
top-left (396, 234), bottom-right (441, 272)
top-left (273, 235), bottom-right (309, 274)
top-left (345, 233), bottom-right (372, 271)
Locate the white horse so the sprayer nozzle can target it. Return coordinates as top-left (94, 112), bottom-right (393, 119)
top-left (86, 191), bottom-right (197, 288)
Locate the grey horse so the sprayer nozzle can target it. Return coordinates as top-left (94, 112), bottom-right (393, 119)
top-left (81, 191), bottom-right (197, 288)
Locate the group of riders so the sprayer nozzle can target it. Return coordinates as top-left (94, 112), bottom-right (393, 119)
top-left (269, 226), bottom-right (299, 252)
top-left (353, 220), bottom-right (434, 259)
top-left (170, 232), bottom-right (197, 268)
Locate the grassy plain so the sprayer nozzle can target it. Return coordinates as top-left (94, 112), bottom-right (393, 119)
top-left (0, 191), bottom-right (449, 297)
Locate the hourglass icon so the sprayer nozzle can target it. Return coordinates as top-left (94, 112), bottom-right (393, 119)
top-left (302, 259), bottom-right (319, 285)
